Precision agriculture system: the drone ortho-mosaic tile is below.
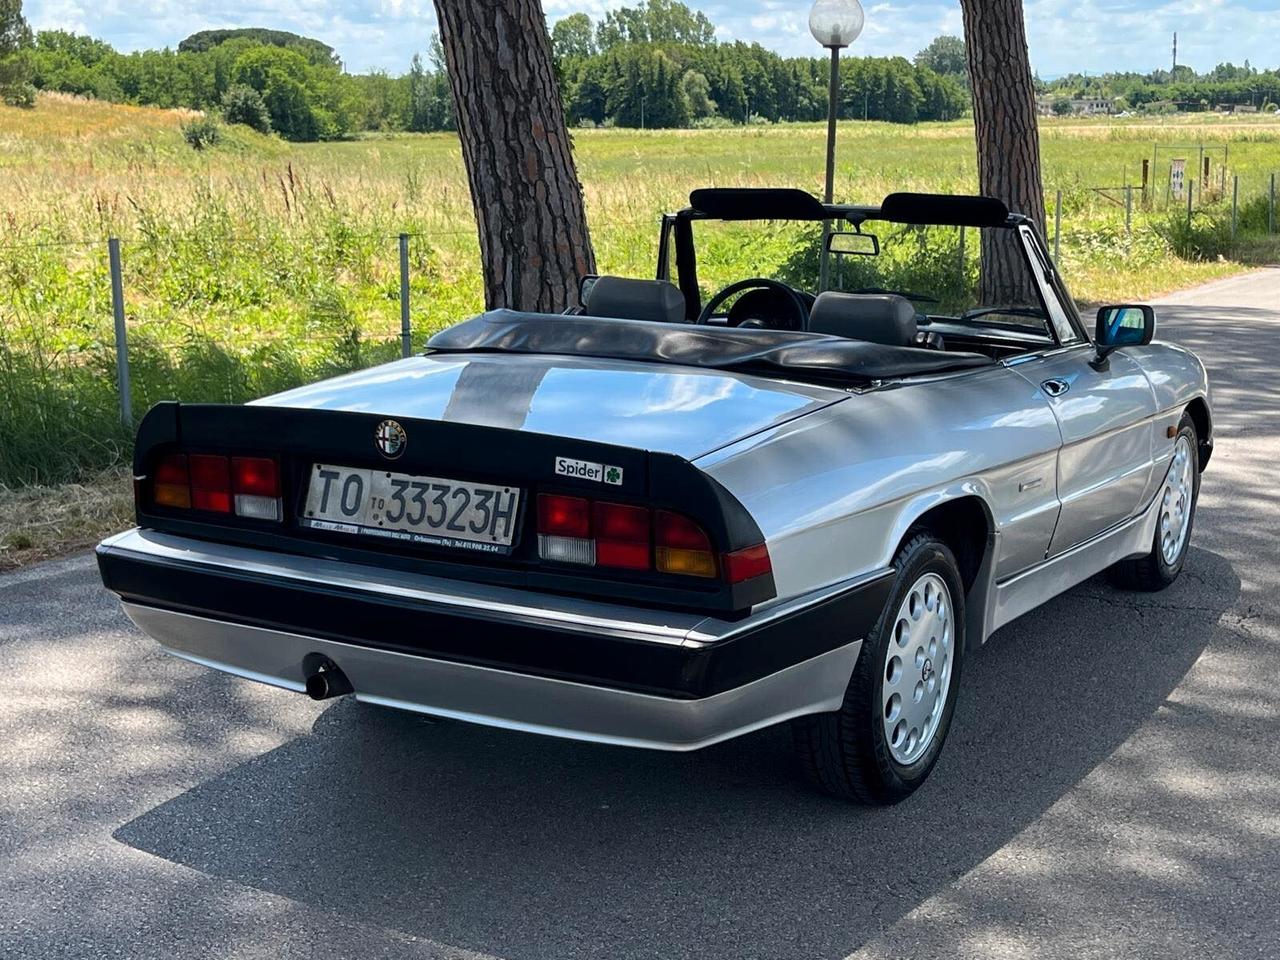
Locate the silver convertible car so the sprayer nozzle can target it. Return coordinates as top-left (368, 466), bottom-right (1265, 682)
top-left (97, 189), bottom-right (1211, 803)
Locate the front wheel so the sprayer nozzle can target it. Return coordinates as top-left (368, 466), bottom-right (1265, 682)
top-left (792, 533), bottom-right (965, 804)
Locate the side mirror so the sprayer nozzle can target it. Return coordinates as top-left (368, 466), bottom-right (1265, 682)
top-left (827, 231), bottom-right (880, 257)
top-left (1092, 304), bottom-right (1155, 369)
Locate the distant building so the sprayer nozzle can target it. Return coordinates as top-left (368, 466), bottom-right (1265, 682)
top-left (1217, 103), bottom-right (1258, 113)
top-left (1070, 98), bottom-right (1113, 115)
top-left (1035, 96), bottom-right (1117, 117)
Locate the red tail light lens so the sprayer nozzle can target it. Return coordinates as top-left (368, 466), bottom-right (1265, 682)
top-left (153, 454), bottom-right (191, 509)
top-left (538, 494), bottom-right (591, 538)
top-left (593, 502), bottom-right (648, 541)
top-left (231, 457), bottom-right (279, 497)
top-left (593, 501), bottom-right (650, 570)
top-left (189, 455), bottom-right (232, 513)
top-left (655, 511), bottom-right (712, 551)
top-left (724, 543), bottom-right (772, 584)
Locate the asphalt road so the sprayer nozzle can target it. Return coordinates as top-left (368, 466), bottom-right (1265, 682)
top-left (2, 270), bottom-right (1278, 960)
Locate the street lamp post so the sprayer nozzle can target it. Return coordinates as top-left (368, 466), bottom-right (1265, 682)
top-left (809, 0), bottom-right (864, 292)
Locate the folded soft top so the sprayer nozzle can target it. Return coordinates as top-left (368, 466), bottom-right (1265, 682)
top-left (426, 310), bottom-right (993, 387)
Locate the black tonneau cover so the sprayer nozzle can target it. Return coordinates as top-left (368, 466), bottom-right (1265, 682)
top-left (427, 310), bottom-right (992, 387)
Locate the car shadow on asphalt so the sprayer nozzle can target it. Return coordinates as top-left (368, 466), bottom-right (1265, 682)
top-left (114, 546), bottom-right (1239, 960)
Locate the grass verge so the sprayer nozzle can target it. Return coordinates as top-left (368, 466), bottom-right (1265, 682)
top-left (0, 469), bottom-right (133, 572)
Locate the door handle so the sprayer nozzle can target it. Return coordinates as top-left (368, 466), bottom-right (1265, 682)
top-left (1041, 378), bottom-right (1070, 398)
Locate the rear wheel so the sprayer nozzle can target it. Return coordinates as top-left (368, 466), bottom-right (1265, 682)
top-left (1109, 414), bottom-right (1199, 592)
top-left (792, 533), bottom-right (965, 804)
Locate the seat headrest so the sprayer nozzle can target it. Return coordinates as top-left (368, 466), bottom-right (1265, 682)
top-left (807, 293), bottom-right (918, 347)
top-left (583, 276), bottom-right (687, 324)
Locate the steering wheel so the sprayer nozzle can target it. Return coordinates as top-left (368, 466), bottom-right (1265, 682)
top-left (696, 278), bottom-right (810, 331)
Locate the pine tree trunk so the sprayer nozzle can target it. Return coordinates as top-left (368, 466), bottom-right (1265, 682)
top-left (960, 0), bottom-right (1046, 306)
top-left (433, 0), bottom-right (596, 312)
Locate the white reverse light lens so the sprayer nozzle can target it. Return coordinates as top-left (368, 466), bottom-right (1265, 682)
top-left (235, 494), bottom-right (281, 521)
top-left (538, 534), bottom-right (596, 566)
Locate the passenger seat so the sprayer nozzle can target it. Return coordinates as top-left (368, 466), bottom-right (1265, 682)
top-left (583, 276), bottom-right (687, 324)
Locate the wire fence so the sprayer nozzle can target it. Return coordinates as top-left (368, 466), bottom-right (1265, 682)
top-left (0, 220), bottom-right (670, 485)
top-left (1, 180), bottom-right (1278, 488)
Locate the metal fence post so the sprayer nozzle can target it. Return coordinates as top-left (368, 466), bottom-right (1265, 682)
top-left (107, 237), bottom-right (132, 429)
top-left (1125, 185), bottom-right (1133, 235)
top-left (1231, 175), bottom-right (1239, 245)
top-left (1053, 189), bottom-right (1062, 265)
top-left (1187, 179), bottom-right (1194, 228)
top-left (1270, 173), bottom-right (1276, 235)
top-left (399, 233), bottom-right (411, 359)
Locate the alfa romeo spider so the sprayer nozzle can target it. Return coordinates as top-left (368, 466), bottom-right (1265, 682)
top-left (97, 189), bottom-right (1212, 803)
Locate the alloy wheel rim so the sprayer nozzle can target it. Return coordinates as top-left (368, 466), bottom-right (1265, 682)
top-left (1159, 435), bottom-right (1195, 566)
top-left (881, 572), bottom-right (953, 766)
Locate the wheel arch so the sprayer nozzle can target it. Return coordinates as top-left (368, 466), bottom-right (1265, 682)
top-left (1184, 396), bottom-right (1212, 470)
top-left (892, 492), bottom-right (998, 652)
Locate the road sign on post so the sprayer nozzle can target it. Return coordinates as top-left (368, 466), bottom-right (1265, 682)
top-left (1170, 159), bottom-right (1187, 201)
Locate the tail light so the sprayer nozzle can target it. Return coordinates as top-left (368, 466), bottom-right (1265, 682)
top-left (723, 544), bottom-right (772, 584)
top-left (537, 493), bottom-right (770, 584)
top-left (149, 452), bottom-right (281, 522)
top-left (153, 454), bottom-right (191, 509)
top-left (190, 455), bottom-right (232, 513)
top-left (594, 501), bottom-right (650, 570)
top-left (232, 457), bottom-right (281, 520)
top-left (655, 510), bottom-right (716, 578)
top-left (537, 494), bottom-right (593, 564)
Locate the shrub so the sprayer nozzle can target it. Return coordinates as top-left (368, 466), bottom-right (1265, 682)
top-left (1, 80), bottom-right (35, 107)
top-left (181, 115), bottom-right (222, 150)
top-left (221, 83), bottom-right (272, 134)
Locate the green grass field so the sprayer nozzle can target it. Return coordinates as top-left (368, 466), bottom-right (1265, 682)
top-left (3, 92), bottom-right (1280, 500)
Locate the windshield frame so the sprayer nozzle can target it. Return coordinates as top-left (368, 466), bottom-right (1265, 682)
top-left (657, 206), bottom-right (1086, 348)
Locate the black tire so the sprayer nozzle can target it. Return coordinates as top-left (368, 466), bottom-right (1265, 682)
top-left (792, 533), bottom-right (966, 805)
top-left (1108, 413), bottom-right (1199, 592)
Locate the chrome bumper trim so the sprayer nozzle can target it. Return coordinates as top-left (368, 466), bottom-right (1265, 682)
top-left (124, 603), bottom-right (861, 751)
top-left (99, 528), bottom-right (893, 648)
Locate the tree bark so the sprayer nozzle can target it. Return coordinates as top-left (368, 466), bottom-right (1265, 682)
top-left (960, 0), bottom-right (1045, 305)
top-left (433, 0), bottom-right (596, 312)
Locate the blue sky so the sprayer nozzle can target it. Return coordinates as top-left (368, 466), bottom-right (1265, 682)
top-left (23, 0), bottom-right (1280, 77)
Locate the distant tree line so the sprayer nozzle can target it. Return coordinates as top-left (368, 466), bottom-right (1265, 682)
top-left (1040, 62), bottom-right (1280, 112)
top-left (5, 0), bottom-right (1279, 140)
top-left (551, 8), bottom-right (969, 127)
top-left (5, 1), bottom-right (967, 138)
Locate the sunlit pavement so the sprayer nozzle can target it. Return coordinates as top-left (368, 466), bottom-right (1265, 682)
top-left (2, 270), bottom-right (1278, 960)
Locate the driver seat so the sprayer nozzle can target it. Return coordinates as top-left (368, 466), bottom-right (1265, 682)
top-left (806, 292), bottom-right (918, 347)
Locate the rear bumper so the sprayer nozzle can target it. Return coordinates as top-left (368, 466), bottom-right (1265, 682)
top-left (98, 529), bottom-right (892, 750)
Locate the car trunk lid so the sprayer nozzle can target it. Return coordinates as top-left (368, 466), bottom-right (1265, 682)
top-left (252, 352), bottom-right (846, 459)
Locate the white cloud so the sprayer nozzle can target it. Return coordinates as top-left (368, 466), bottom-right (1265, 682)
top-left (20, 0), bottom-right (1279, 75)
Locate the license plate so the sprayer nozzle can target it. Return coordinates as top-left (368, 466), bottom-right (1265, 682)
top-left (300, 464), bottom-right (521, 554)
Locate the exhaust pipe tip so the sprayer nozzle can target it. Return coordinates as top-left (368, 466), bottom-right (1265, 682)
top-left (304, 662), bottom-right (353, 701)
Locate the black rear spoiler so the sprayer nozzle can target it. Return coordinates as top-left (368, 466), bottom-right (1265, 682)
top-left (131, 401), bottom-right (776, 616)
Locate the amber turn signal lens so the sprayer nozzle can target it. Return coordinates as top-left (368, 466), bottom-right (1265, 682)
top-left (656, 545), bottom-right (717, 578)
